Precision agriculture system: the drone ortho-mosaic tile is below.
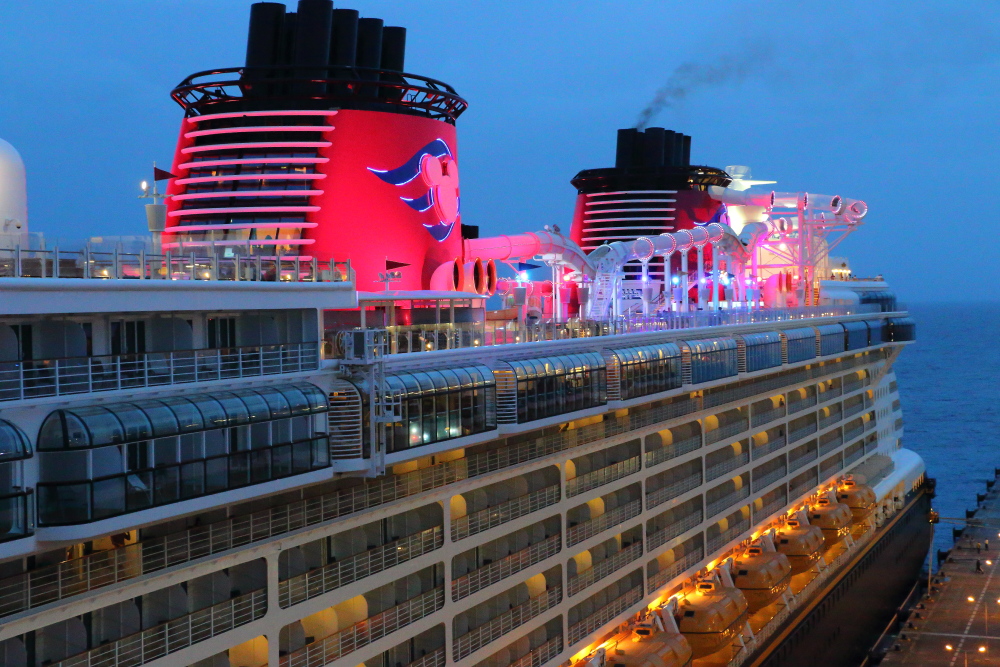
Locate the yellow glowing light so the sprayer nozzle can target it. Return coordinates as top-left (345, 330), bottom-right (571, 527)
top-left (969, 596), bottom-right (976, 602)
top-left (945, 644), bottom-right (954, 651)
top-left (989, 560), bottom-right (994, 565)
top-left (980, 646), bottom-right (988, 653)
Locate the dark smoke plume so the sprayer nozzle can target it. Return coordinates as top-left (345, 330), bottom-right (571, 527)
top-left (634, 51), bottom-right (767, 129)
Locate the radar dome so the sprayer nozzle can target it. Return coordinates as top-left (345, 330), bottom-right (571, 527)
top-left (0, 138), bottom-right (27, 236)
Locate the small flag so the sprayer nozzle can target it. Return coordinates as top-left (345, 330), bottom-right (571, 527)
top-left (154, 167), bottom-right (176, 181)
top-left (516, 261), bottom-right (541, 272)
top-left (386, 260), bottom-right (410, 270)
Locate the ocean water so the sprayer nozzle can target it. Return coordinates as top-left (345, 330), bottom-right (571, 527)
top-left (892, 302), bottom-right (1000, 558)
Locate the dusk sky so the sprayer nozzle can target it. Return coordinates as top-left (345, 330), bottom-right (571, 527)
top-left (0, 1), bottom-right (997, 302)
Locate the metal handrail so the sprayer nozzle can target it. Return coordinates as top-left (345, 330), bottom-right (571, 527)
top-left (705, 420), bottom-right (749, 445)
top-left (454, 586), bottom-right (562, 660)
top-left (279, 526), bottom-right (443, 608)
top-left (755, 495), bottom-right (789, 519)
top-left (568, 541), bottom-right (644, 596)
top-left (751, 406), bottom-right (785, 428)
top-left (52, 588), bottom-right (266, 667)
top-left (752, 466), bottom-right (787, 492)
top-left (647, 510), bottom-right (704, 551)
top-left (648, 548), bottom-right (705, 593)
top-left (566, 457), bottom-right (641, 497)
top-left (789, 448), bottom-right (819, 472)
top-left (646, 473), bottom-right (702, 509)
top-left (706, 452), bottom-right (750, 482)
top-left (504, 634), bottom-right (564, 667)
top-left (451, 486), bottom-right (561, 541)
top-left (568, 584), bottom-right (643, 644)
top-left (452, 534), bottom-right (561, 601)
top-left (645, 435), bottom-right (702, 468)
top-left (752, 435), bottom-right (787, 460)
top-left (788, 423), bottom-right (818, 444)
top-left (707, 519), bottom-right (751, 553)
top-left (567, 500), bottom-right (642, 546)
top-left (707, 486), bottom-right (751, 519)
top-left (282, 586), bottom-right (444, 667)
top-left (0, 342), bottom-right (319, 402)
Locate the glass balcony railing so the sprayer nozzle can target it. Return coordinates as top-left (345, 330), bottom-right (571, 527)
top-left (646, 473), bottom-right (702, 510)
top-left (705, 420), bottom-right (749, 445)
top-left (788, 423), bottom-right (818, 444)
top-left (283, 587), bottom-right (444, 667)
top-left (451, 486), bottom-right (561, 541)
top-left (280, 526), bottom-right (443, 608)
top-left (753, 435), bottom-right (787, 460)
top-left (452, 534), bottom-right (561, 601)
top-left (645, 435), bottom-right (701, 468)
top-left (647, 548), bottom-right (704, 593)
top-left (751, 406), bottom-right (785, 428)
top-left (0, 342), bottom-right (319, 402)
top-left (755, 496), bottom-right (789, 520)
top-left (789, 449), bottom-right (818, 472)
top-left (707, 487), bottom-right (751, 519)
top-left (752, 466), bottom-right (787, 493)
top-left (707, 518), bottom-right (751, 553)
top-left (706, 452), bottom-right (750, 482)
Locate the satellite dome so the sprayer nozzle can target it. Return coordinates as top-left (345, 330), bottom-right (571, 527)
top-left (0, 137), bottom-right (27, 236)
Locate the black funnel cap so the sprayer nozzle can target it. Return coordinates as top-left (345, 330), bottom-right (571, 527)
top-left (246, 2), bottom-right (286, 68)
top-left (293, 0), bottom-right (333, 66)
top-left (643, 127), bottom-right (665, 168)
top-left (615, 129), bottom-right (640, 168)
top-left (381, 26), bottom-right (406, 72)
top-left (356, 17), bottom-right (384, 69)
top-left (329, 8), bottom-right (359, 67)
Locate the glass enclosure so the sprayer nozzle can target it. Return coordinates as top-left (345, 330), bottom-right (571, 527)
top-left (782, 327), bottom-right (817, 364)
top-left (505, 352), bottom-right (607, 423)
top-left (740, 332), bottom-right (782, 372)
top-left (610, 342), bottom-right (682, 400)
top-left (815, 324), bottom-right (846, 357)
top-left (685, 338), bottom-right (738, 384)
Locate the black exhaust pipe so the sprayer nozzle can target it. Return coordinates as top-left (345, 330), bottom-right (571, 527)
top-left (245, 1), bottom-right (286, 99)
top-left (643, 127), bottom-right (665, 168)
top-left (662, 130), bottom-right (677, 167)
top-left (680, 134), bottom-right (692, 166)
top-left (616, 128), bottom-right (639, 168)
top-left (356, 17), bottom-right (384, 96)
top-left (381, 26), bottom-right (406, 72)
top-left (293, 0), bottom-right (333, 94)
top-left (329, 8), bottom-right (359, 67)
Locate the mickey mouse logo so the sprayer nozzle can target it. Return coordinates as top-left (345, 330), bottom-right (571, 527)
top-left (369, 139), bottom-right (460, 242)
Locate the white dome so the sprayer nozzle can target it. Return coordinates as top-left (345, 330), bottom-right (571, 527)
top-left (0, 137), bottom-right (27, 235)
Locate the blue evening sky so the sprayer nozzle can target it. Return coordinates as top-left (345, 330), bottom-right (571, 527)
top-left (0, 1), bottom-right (997, 302)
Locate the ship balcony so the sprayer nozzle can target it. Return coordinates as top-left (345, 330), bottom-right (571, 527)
top-left (819, 429), bottom-right (844, 457)
top-left (841, 370), bottom-right (869, 394)
top-left (895, 416), bottom-right (904, 431)
top-left (703, 408), bottom-right (748, 446)
top-left (820, 452), bottom-right (844, 478)
top-left (865, 433), bottom-right (879, 454)
top-left (843, 394), bottom-right (866, 419)
top-left (647, 534), bottom-right (705, 593)
top-left (452, 567), bottom-right (562, 661)
top-left (705, 440), bottom-right (750, 482)
top-left (567, 526), bottom-right (643, 597)
top-left (788, 468), bottom-right (819, 500)
top-left (788, 440), bottom-right (819, 473)
top-left (818, 404), bottom-right (843, 430)
top-left (751, 426), bottom-right (786, 460)
top-left (567, 570), bottom-right (644, 645)
top-left (706, 474), bottom-right (751, 519)
top-left (367, 626), bottom-right (446, 667)
top-left (567, 484), bottom-right (643, 547)
top-left (843, 441), bottom-right (865, 467)
top-left (852, 453), bottom-right (895, 487)
top-left (843, 417), bottom-right (865, 442)
top-left (788, 414), bottom-right (818, 444)
top-left (786, 385), bottom-right (818, 414)
top-left (750, 396), bottom-right (786, 429)
top-left (864, 412), bottom-right (877, 431)
top-left (281, 565), bottom-right (444, 666)
top-left (565, 440), bottom-right (641, 498)
top-left (753, 486), bottom-right (789, 521)
top-left (473, 620), bottom-right (563, 667)
top-left (452, 518), bottom-right (561, 601)
top-left (645, 460), bottom-right (702, 510)
top-left (752, 458), bottom-right (787, 493)
top-left (450, 467), bottom-right (560, 541)
top-left (816, 376), bottom-right (843, 401)
top-left (278, 504), bottom-right (443, 608)
top-left (34, 559), bottom-right (267, 667)
top-left (706, 506), bottom-right (752, 553)
top-left (646, 496), bottom-right (703, 552)
top-left (892, 399), bottom-right (901, 413)
top-left (645, 422), bottom-right (701, 468)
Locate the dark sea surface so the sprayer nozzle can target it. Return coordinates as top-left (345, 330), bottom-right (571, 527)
top-left (892, 302), bottom-right (1000, 558)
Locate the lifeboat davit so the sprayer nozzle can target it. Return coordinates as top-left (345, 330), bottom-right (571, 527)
top-left (774, 520), bottom-right (825, 573)
top-left (808, 498), bottom-right (854, 547)
top-left (836, 479), bottom-right (877, 523)
top-left (731, 546), bottom-right (793, 612)
top-left (677, 581), bottom-right (749, 658)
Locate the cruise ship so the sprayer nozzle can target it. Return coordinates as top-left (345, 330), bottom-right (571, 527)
top-left (0, 3), bottom-right (930, 667)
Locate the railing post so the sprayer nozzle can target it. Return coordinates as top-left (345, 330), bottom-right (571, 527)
top-left (189, 252), bottom-right (196, 280)
top-left (165, 250), bottom-right (172, 280)
top-left (14, 244), bottom-right (20, 277)
top-left (139, 249), bottom-right (145, 279)
top-left (113, 247), bottom-right (120, 279)
top-left (84, 242), bottom-right (91, 278)
top-left (53, 246), bottom-right (59, 278)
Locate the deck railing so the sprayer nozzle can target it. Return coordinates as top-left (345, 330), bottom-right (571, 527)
top-left (707, 519), bottom-right (751, 553)
top-left (647, 509), bottom-right (704, 552)
top-left (568, 584), bottom-right (643, 645)
top-left (452, 486), bottom-right (561, 541)
top-left (645, 435), bottom-right (702, 468)
top-left (452, 534), bottom-right (561, 601)
top-left (566, 457), bottom-right (641, 497)
top-left (752, 435), bottom-right (787, 460)
top-left (568, 540), bottom-right (644, 596)
top-left (706, 452), bottom-right (750, 482)
top-left (283, 587), bottom-right (444, 667)
top-left (0, 342), bottom-right (319, 402)
top-left (567, 500), bottom-right (642, 547)
top-left (52, 588), bottom-right (266, 667)
top-left (751, 406), bottom-right (785, 428)
top-left (454, 586), bottom-right (562, 660)
top-left (707, 487), bottom-right (751, 519)
top-left (646, 473), bottom-right (702, 510)
top-left (279, 526), bottom-right (443, 608)
top-left (647, 547), bottom-right (705, 593)
top-left (789, 448), bottom-right (818, 472)
top-left (705, 420), bottom-right (749, 445)
top-left (752, 466), bottom-right (787, 493)
top-left (503, 635), bottom-right (563, 667)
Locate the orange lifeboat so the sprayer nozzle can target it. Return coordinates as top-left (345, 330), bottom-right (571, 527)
top-left (774, 520), bottom-right (825, 573)
top-left (731, 546), bottom-right (793, 612)
top-left (610, 622), bottom-right (694, 667)
top-left (836, 479), bottom-right (877, 523)
top-left (808, 497), bottom-right (853, 547)
top-left (677, 581), bottom-right (748, 658)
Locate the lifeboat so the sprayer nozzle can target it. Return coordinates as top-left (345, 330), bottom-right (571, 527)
top-left (808, 498), bottom-right (853, 547)
top-left (609, 626), bottom-right (694, 667)
top-left (774, 520), bottom-right (825, 573)
top-left (836, 479), bottom-right (877, 523)
top-left (731, 546), bottom-right (793, 612)
top-left (676, 581), bottom-right (748, 658)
